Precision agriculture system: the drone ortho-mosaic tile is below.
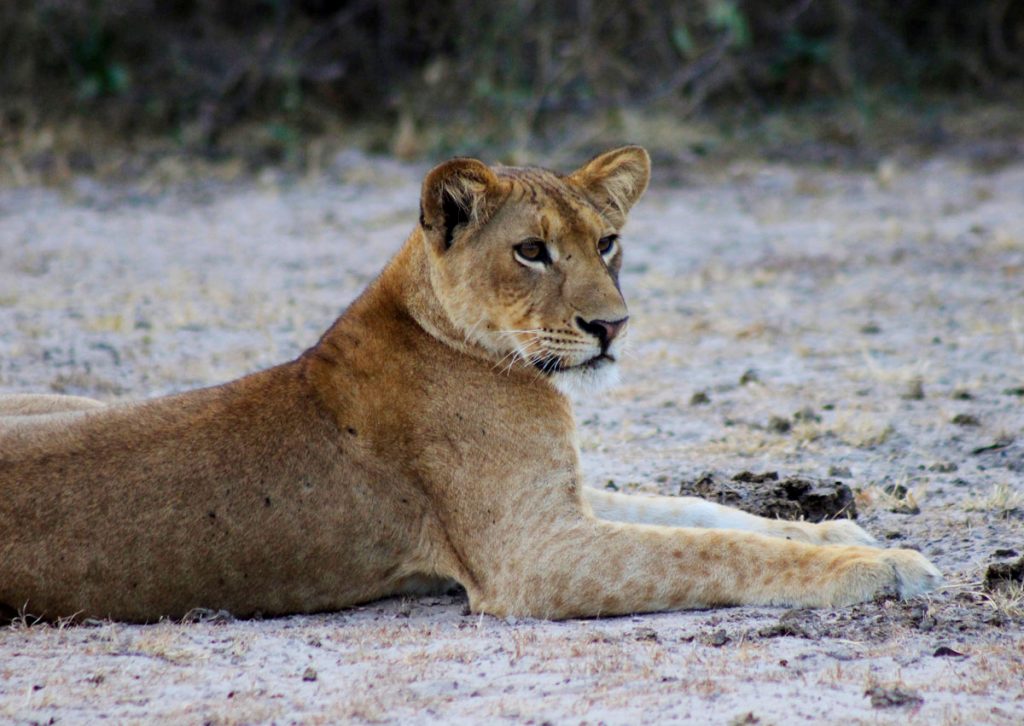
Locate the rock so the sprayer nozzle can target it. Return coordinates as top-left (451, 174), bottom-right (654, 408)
top-left (302, 667), bottom-right (318, 682)
top-left (951, 413), bottom-right (980, 426)
top-left (690, 391), bottom-right (711, 406)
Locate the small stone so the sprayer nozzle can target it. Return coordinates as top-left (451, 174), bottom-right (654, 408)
top-left (828, 465), bottom-right (853, 478)
top-left (605, 480), bottom-right (618, 491)
top-left (865, 686), bottom-right (924, 708)
top-left (690, 391), bottom-right (711, 406)
top-left (971, 438), bottom-right (1014, 454)
top-left (793, 406), bottom-right (820, 423)
top-left (1002, 387), bottom-right (1024, 397)
top-left (302, 667), bottom-right (318, 682)
top-left (951, 413), bottom-right (980, 426)
top-left (883, 484), bottom-right (920, 514)
top-left (860, 322), bottom-right (882, 334)
top-left (901, 379), bottom-right (925, 400)
top-left (883, 483), bottom-right (908, 499)
top-left (181, 608), bottom-right (235, 624)
top-left (908, 603), bottom-right (935, 631)
top-left (927, 462), bottom-right (958, 473)
top-left (767, 416), bottom-right (791, 434)
top-left (951, 389), bottom-right (973, 400)
top-left (633, 627), bottom-right (659, 642)
top-left (702, 629), bottom-right (730, 647)
top-left (758, 610), bottom-right (818, 639)
top-left (739, 369), bottom-right (760, 385)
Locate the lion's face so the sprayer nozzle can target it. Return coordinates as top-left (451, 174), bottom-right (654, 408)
top-left (418, 147), bottom-right (650, 391)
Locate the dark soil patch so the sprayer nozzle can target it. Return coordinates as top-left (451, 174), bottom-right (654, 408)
top-left (985, 555), bottom-right (1024, 590)
top-left (745, 595), bottom-right (1012, 645)
top-left (678, 471), bottom-right (857, 522)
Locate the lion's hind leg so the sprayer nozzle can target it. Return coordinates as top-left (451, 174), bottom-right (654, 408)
top-left (583, 487), bottom-right (877, 546)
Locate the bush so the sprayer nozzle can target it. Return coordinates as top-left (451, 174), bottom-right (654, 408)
top-left (1, 0), bottom-right (1021, 147)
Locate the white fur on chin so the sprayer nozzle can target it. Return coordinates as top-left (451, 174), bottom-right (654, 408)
top-left (551, 361), bottom-right (621, 398)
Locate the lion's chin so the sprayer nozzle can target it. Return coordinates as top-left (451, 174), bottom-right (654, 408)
top-left (550, 359), bottom-right (621, 398)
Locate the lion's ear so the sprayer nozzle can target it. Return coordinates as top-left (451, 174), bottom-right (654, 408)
top-left (569, 145), bottom-right (651, 225)
top-left (420, 158), bottom-right (502, 250)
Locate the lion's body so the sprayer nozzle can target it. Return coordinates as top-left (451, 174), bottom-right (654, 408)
top-left (0, 148), bottom-right (940, 622)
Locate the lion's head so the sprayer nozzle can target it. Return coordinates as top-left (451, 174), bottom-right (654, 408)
top-left (417, 146), bottom-right (650, 392)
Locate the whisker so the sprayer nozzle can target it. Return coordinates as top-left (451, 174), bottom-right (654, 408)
top-left (485, 328), bottom-right (546, 336)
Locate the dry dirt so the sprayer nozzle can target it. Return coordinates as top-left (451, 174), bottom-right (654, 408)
top-left (1, 150), bottom-right (1023, 724)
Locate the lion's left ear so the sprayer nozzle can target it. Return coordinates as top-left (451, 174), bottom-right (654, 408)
top-left (420, 158), bottom-right (503, 251)
top-left (569, 145), bottom-right (651, 225)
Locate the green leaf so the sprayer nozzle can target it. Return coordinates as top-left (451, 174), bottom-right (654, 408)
top-left (708, 1), bottom-right (750, 48)
top-left (671, 26), bottom-right (695, 57)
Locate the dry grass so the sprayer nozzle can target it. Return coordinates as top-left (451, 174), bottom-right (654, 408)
top-left (964, 483), bottom-right (1024, 517)
top-left (830, 413), bottom-right (896, 449)
top-left (982, 582), bottom-right (1024, 620)
top-left (855, 477), bottom-right (925, 515)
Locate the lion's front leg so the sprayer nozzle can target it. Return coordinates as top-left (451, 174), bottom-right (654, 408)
top-left (583, 487), bottom-right (876, 546)
top-left (468, 519), bottom-right (940, 619)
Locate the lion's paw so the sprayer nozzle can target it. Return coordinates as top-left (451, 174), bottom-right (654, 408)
top-left (825, 547), bottom-right (942, 607)
top-left (881, 549), bottom-right (943, 599)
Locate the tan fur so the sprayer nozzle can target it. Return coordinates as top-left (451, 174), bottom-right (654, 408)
top-left (0, 147), bottom-right (941, 622)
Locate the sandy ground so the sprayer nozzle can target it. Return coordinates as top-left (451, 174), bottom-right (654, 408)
top-left (1, 151), bottom-right (1023, 724)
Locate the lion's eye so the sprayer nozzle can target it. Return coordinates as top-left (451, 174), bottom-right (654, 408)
top-left (514, 240), bottom-right (551, 265)
top-left (598, 235), bottom-right (618, 256)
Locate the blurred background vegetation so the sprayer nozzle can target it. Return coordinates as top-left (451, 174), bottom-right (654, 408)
top-left (1, 0), bottom-right (1022, 179)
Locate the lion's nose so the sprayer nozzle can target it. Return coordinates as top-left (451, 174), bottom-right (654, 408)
top-left (576, 316), bottom-right (629, 349)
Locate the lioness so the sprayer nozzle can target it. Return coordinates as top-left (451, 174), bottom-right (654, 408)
top-left (0, 146), bottom-right (940, 622)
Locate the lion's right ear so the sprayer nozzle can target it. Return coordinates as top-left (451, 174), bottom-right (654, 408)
top-left (420, 158), bottom-right (502, 250)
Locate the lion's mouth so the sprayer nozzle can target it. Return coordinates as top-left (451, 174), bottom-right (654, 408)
top-left (532, 353), bottom-right (615, 374)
